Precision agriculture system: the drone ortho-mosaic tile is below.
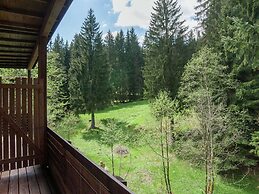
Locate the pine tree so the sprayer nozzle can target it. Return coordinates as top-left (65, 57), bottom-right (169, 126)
top-left (51, 34), bottom-right (71, 111)
top-left (69, 34), bottom-right (85, 114)
top-left (77, 9), bottom-right (110, 129)
top-left (143, 0), bottom-right (187, 99)
top-left (104, 31), bottom-right (116, 101)
top-left (125, 28), bottom-right (144, 101)
top-left (114, 30), bottom-right (128, 102)
top-left (47, 51), bottom-right (67, 123)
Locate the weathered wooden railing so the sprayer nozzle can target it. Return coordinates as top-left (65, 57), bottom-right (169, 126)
top-left (47, 128), bottom-right (134, 194)
top-left (0, 77), bottom-right (44, 172)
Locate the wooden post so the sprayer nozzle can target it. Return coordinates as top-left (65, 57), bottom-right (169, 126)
top-left (38, 36), bottom-right (47, 165)
top-left (28, 70), bottom-right (31, 78)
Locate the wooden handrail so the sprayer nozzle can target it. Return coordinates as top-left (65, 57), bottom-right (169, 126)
top-left (46, 127), bottom-right (134, 194)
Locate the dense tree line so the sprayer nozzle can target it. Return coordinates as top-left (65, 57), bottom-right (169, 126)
top-left (47, 9), bottom-right (145, 128)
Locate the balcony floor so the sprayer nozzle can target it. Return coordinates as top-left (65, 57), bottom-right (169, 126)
top-left (0, 165), bottom-right (57, 194)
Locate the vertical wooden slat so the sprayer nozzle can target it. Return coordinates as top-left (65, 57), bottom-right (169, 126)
top-left (0, 77), bottom-right (2, 171)
top-left (3, 87), bottom-right (9, 171)
top-left (9, 88), bottom-right (15, 169)
top-left (28, 78), bottom-right (33, 166)
top-left (34, 78), bottom-right (39, 165)
top-left (38, 36), bottom-right (47, 165)
top-left (15, 78), bottom-right (22, 168)
top-left (22, 78), bottom-right (28, 167)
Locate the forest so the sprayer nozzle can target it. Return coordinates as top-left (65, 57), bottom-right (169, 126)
top-left (0, 0), bottom-right (258, 193)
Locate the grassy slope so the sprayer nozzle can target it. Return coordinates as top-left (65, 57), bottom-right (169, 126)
top-left (68, 100), bottom-right (258, 194)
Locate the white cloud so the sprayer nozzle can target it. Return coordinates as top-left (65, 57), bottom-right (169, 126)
top-left (111, 0), bottom-right (198, 30)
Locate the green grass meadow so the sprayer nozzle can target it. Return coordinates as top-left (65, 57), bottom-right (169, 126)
top-left (56, 100), bottom-right (259, 194)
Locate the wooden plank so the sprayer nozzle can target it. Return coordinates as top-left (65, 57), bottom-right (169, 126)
top-left (34, 165), bottom-right (51, 194)
top-left (0, 155), bottom-right (39, 165)
top-left (0, 78), bottom-right (3, 171)
top-left (28, 78), bottom-right (33, 166)
top-left (39, 79), bottom-right (44, 159)
top-left (0, 170), bottom-right (9, 193)
top-left (0, 7), bottom-right (44, 18)
top-left (0, 37), bottom-right (35, 43)
top-left (0, 108), bottom-right (42, 156)
top-left (0, 83), bottom-right (40, 89)
top-left (3, 87), bottom-right (9, 171)
top-left (34, 78), bottom-right (39, 164)
top-left (22, 78), bottom-right (28, 167)
top-left (9, 168), bottom-right (18, 194)
top-left (19, 168), bottom-right (29, 193)
top-left (15, 78), bottom-right (22, 169)
top-left (0, 43), bottom-right (34, 49)
top-left (27, 166), bottom-right (40, 194)
top-left (9, 88), bottom-right (15, 169)
top-left (28, 0), bottom-right (67, 69)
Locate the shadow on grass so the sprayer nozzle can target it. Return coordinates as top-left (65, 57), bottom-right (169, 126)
top-left (217, 171), bottom-right (259, 194)
top-left (82, 119), bottom-right (140, 147)
top-left (96, 100), bottom-right (148, 114)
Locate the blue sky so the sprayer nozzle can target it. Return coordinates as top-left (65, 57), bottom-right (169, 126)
top-left (53, 0), bottom-right (198, 44)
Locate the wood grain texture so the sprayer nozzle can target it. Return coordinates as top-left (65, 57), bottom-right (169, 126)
top-left (0, 77), bottom-right (42, 170)
top-left (0, 165), bottom-right (55, 194)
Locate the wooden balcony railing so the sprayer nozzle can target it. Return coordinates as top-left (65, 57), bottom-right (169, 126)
top-left (47, 128), bottom-right (134, 194)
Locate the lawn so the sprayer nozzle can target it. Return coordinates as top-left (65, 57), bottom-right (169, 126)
top-left (57, 100), bottom-right (258, 194)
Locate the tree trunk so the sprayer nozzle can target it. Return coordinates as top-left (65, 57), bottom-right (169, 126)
top-left (111, 145), bottom-right (115, 176)
top-left (90, 111), bottom-right (95, 129)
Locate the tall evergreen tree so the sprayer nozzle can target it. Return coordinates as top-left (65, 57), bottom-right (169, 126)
top-left (47, 51), bottom-right (67, 123)
top-left (114, 30), bottom-right (128, 102)
top-left (69, 34), bottom-right (85, 114)
top-left (125, 28), bottom-right (144, 101)
top-left (143, 0), bottom-right (187, 99)
top-left (51, 34), bottom-right (71, 111)
top-left (104, 31), bottom-right (116, 101)
top-left (77, 9), bottom-right (110, 129)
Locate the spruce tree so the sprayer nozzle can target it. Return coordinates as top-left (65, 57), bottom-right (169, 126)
top-left (51, 34), bottom-right (71, 111)
top-left (69, 34), bottom-right (85, 114)
top-left (47, 51), bottom-right (67, 123)
top-left (143, 0), bottom-right (187, 99)
top-left (77, 9), bottom-right (110, 129)
top-left (104, 31), bottom-right (116, 101)
top-left (125, 28), bottom-right (144, 100)
top-left (114, 30), bottom-right (128, 102)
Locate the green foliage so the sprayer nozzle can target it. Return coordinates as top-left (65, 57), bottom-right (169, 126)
top-left (78, 9), bottom-right (110, 112)
top-left (53, 113), bottom-right (80, 141)
top-left (180, 46), bottom-right (230, 104)
top-left (195, 0), bottom-right (259, 163)
top-left (69, 34), bottom-right (86, 113)
top-left (50, 34), bottom-right (71, 110)
top-left (47, 51), bottom-right (68, 123)
top-left (125, 28), bottom-right (144, 101)
top-left (151, 91), bottom-right (178, 119)
top-left (70, 101), bottom-right (258, 194)
top-left (178, 46), bottom-right (256, 172)
top-left (100, 118), bottom-right (129, 147)
top-left (250, 131), bottom-right (259, 156)
top-left (143, 0), bottom-right (190, 99)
